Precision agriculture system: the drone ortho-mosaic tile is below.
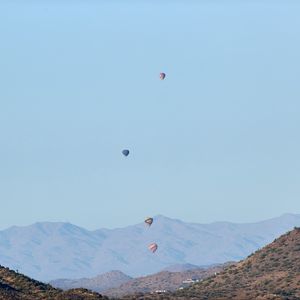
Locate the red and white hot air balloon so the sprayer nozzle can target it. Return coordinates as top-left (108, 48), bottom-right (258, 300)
top-left (148, 243), bottom-right (158, 253)
top-left (159, 72), bottom-right (166, 80)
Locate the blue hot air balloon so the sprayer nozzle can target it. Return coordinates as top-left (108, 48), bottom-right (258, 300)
top-left (122, 149), bottom-right (130, 157)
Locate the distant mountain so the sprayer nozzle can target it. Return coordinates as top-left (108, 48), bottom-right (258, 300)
top-left (103, 264), bottom-right (228, 298)
top-left (49, 264), bottom-right (230, 297)
top-left (50, 270), bottom-right (132, 293)
top-left (173, 227), bottom-right (300, 300)
top-left (0, 265), bottom-right (106, 300)
top-left (1, 214), bottom-right (300, 281)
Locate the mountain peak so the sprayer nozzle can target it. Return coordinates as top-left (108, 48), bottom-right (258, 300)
top-left (152, 214), bottom-right (184, 223)
top-left (50, 270), bottom-right (132, 293)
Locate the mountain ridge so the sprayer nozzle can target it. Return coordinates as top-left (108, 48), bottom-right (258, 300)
top-left (1, 214), bottom-right (300, 281)
top-left (2, 213), bottom-right (299, 232)
top-left (50, 270), bottom-right (132, 293)
top-left (103, 264), bottom-right (230, 298)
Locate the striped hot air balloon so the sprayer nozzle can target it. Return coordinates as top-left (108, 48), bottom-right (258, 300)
top-left (159, 72), bottom-right (166, 80)
top-left (144, 217), bottom-right (153, 227)
top-left (148, 243), bottom-right (158, 253)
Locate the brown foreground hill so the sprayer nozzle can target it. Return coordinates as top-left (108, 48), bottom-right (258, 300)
top-left (123, 227), bottom-right (300, 300)
top-left (0, 265), bottom-right (107, 300)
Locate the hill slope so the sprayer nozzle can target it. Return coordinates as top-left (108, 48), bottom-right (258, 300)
top-left (174, 227), bottom-right (300, 300)
top-left (0, 265), bottom-right (106, 300)
top-left (1, 214), bottom-right (300, 280)
top-left (161, 264), bottom-right (200, 272)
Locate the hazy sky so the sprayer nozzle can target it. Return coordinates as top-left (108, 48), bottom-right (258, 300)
top-left (0, 0), bottom-right (300, 230)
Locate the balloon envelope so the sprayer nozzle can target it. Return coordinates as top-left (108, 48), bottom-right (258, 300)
top-left (145, 217), bottom-right (153, 226)
top-left (159, 72), bottom-right (166, 80)
top-left (148, 243), bottom-right (158, 253)
top-left (122, 149), bottom-right (130, 156)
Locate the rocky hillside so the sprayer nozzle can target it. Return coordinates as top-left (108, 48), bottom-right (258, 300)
top-left (103, 264), bottom-right (228, 298)
top-left (0, 265), bottom-right (107, 300)
top-left (50, 271), bottom-right (132, 293)
top-left (175, 227), bottom-right (300, 300)
top-left (120, 228), bottom-right (300, 299)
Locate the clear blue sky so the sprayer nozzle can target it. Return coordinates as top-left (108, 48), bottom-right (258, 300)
top-left (0, 0), bottom-right (300, 230)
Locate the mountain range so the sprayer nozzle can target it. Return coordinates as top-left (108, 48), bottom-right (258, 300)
top-left (1, 226), bottom-right (300, 299)
top-left (1, 214), bottom-right (300, 281)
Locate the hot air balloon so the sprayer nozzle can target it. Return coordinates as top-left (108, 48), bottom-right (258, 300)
top-left (148, 243), bottom-right (158, 253)
top-left (122, 149), bottom-right (129, 157)
top-left (159, 72), bottom-right (166, 80)
top-left (145, 217), bottom-right (153, 227)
